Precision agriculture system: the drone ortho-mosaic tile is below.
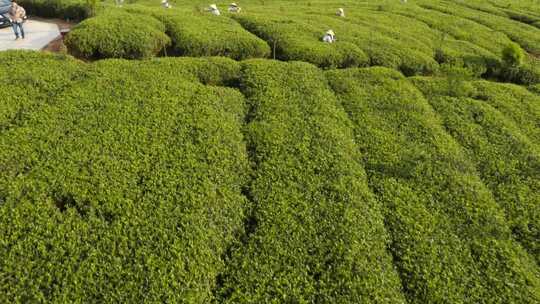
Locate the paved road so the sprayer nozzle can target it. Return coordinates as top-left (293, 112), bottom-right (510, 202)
top-left (0, 19), bottom-right (60, 51)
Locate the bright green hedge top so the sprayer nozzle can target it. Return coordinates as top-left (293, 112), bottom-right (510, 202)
top-left (326, 67), bottom-right (540, 304)
top-left (0, 53), bottom-right (250, 302)
top-left (217, 60), bottom-right (406, 303)
top-left (65, 10), bottom-right (171, 59)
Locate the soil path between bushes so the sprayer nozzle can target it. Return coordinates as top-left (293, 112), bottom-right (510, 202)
top-left (0, 18), bottom-right (74, 52)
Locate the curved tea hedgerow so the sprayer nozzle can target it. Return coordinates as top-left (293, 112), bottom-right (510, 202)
top-left (413, 77), bottom-right (540, 263)
top-left (218, 60), bottom-right (406, 303)
top-left (87, 56), bottom-right (242, 86)
top-left (65, 10), bottom-right (171, 59)
top-left (161, 14), bottom-right (271, 60)
top-left (417, 1), bottom-right (540, 55)
top-left (234, 15), bottom-right (370, 68)
top-left (326, 67), bottom-right (540, 304)
top-left (471, 80), bottom-right (540, 144)
top-left (18, 0), bottom-right (89, 20)
top-left (0, 59), bottom-right (250, 302)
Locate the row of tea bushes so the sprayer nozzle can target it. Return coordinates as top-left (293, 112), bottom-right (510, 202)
top-left (471, 81), bottom-right (540, 144)
top-left (125, 5), bottom-right (271, 60)
top-left (412, 77), bottom-right (540, 263)
top-left (18, 0), bottom-right (89, 20)
top-left (0, 53), bottom-right (251, 302)
top-left (417, 1), bottom-right (540, 55)
top-left (217, 60), bottom-right (406, 303)
top-left (233, 13), bottom-right (439, 74)
top-left (329, 7), bottom-right (498, 76)
top-left (65, 11), bottom-right (171, 59)
top-left (233, 15), bottom-right (369, 68)
top-left (326, 67), bottom-right (540, 304)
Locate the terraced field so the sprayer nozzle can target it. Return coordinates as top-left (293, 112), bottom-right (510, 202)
top-left (1, 0), bottom-right (540, 302)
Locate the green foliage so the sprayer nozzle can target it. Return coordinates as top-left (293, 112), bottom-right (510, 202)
top-left (18, 0), bottom-right (90, 20)
top-left (124, 6), bottom-right (271, 60)
top-left (65, 10), bottom-right (171, 59)
top-left (471, 80), bottom-right (540, 144)
top-left (162, 14), bottom-right (270, 60)
top-left (234, 14), bottom-right (369, 68)
top-left (418, 0), bottom-right (540, 55)
top-left (435, 63), bottom-right (478, 97)
top-left (217, 60), bottom-right (405, 303)
top-left (326, 67), bottom-right (540, 304)
top-left (0, 53), bottom-right (250, 302)
top-left (414, 78), bottom-right (540, 263)
top-left (0, 51), bottom-right (85, 132)
top-left (502, 42), bottom-right (526, 67)
top-left (2, 0), bottom-right (540, 301)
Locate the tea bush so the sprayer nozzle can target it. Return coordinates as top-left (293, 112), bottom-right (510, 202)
top-left (217, 60), bottom-right (405, 303)
top-left (161, 14), bottom-right (270, 60)
top-left (0, 54), bottom-right (250, 302)
top-left (18, 0), bottom-right (89, 20)
top-left (233, 15), bottom-right (369, 68)
top-left (0, 51), bottom-right (85, 132)
top-left (326, 67), bottom-right (540, 304)
top-left (471, 80), bottom-right (540, 144)
top-left (413, 77), bottom-right (540, 263)
top-left (65, 10), bottom-right (171, 59)
top-left (418, 1), bottom-right (540, 55)
top-left (125, 6), bottom-right (271, 60)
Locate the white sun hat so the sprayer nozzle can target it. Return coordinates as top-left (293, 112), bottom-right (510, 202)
top-left (326, 29), bottom-right (335, 36)
top-left (210, 4), bottom-right (218, 10)
top-left (230, 2), bottom-right (238, 6)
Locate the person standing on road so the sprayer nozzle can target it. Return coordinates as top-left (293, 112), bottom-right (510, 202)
top-left (9, 0), bottom-right (25, 40)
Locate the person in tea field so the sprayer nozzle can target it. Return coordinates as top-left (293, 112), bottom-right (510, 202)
top-left (208, 4), bottom-right (220, 15)
top-left (228, 3), bottom-right (241, 13)
top-left (115, 0), bottom-right (124, 7)
top-left (322, 29), bottom-right (336, 43)
top-left (161, 0), bottom-right (172, 8)
top-left (8, 0), bottom-right (25, 40)
top-left (336, 8), bottom-right (345, 17)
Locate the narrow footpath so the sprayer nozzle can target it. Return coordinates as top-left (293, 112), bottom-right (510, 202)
top-left (0, 19), bottom-right (60, 51)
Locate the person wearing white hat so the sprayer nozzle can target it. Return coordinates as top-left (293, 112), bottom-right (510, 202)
top-left (208, 4), bottom-right (220, 15)
top-left (322, 29), bottom-right (336, 43)
top-left (336, 8), bottom-right (345, 17)
top-left (161, 0), bottom-right (171, 8)
top-left (228, 2), bottom-right (241, 13)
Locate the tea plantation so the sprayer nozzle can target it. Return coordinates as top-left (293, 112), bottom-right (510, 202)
top-left (1, 0), bottom-right (540, 302)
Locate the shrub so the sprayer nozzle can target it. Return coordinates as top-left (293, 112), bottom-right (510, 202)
top-left (0, 51), bottom-right (85, 132)
top-left (418, 1), bottom-right (540, 55)
top-left (471, 80), bottom-right (540, 144)
top-left (89, 56), bottom-right (242, 86)
top-left (234, 15), bottom-right (369, 68)
top-left (0, 58), bottom-right (250, 302)
top-left (502, 42), bottom-right (525, 67)
top-left (18, 0), bottom-right (91, 21)
top-left (217, 60), bottom-right (405, 303)
top-left (162, 14), bottom-right (270, 60)
top-left (413, 77), bottom-right (540, 263)
top-left (326, 67), bottom-right (540, 304)
top-left (65, 11), bottom-right (171, 59)
top-left (124, 6), bottom-right (271, 60)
